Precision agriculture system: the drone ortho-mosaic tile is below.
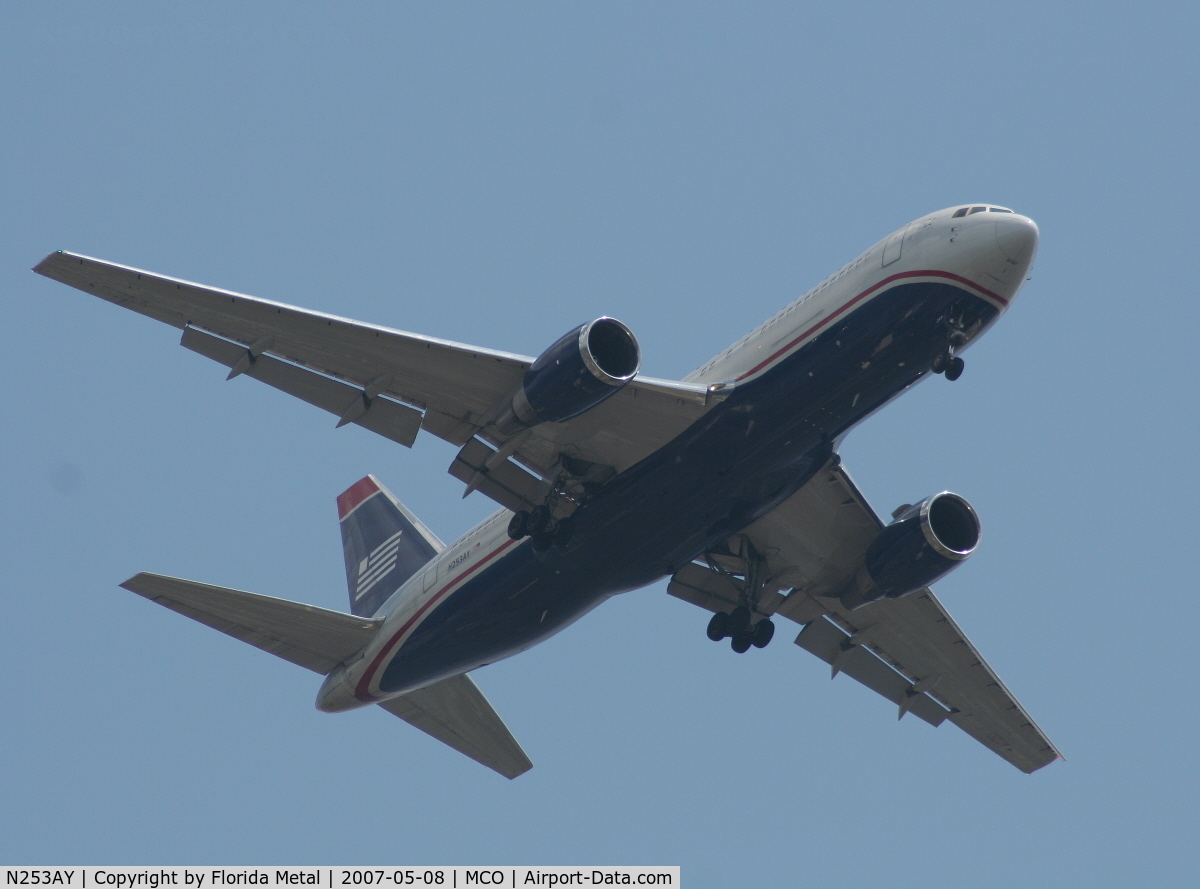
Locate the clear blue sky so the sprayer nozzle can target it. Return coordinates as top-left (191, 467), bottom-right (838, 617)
top-left (4, 2), bottom-right (1198, 884)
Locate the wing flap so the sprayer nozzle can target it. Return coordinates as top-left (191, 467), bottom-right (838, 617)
top-left (378, 674), bottom-right (533, 779)
top-left (848, 588), bottom-right (1061, 773)
top-left (181, 326), bottom-right (424, 447)
top-left (120, 572), bottom-right (381, 674)
top-left (447, 438), bottom-right (547, 512)
top-left (795, 616), bottom-right (949, 727)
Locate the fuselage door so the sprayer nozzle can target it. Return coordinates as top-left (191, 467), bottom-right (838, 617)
top-left (882, 224), bottom-right (908, 267)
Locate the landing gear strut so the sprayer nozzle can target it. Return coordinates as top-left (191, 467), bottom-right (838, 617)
top-left (700, 537), bottom-right (777, 653)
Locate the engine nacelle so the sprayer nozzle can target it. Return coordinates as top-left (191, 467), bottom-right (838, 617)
top-left (510, 317), bottom-right (641, 427)
top-left (857, 492), bottom-right (981, 603)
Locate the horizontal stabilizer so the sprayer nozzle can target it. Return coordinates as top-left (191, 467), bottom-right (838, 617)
top-left (378, 674), bottom-right (533, 779)
top-left (121, 573), bottom-right (381, 674)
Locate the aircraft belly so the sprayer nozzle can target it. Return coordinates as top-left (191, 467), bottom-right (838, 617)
top-left (378, 281), bottom-right (998, 695)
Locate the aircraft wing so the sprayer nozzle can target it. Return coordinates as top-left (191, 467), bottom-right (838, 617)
top-left (667, 464), bottom-right (1062, 774)
top-left (34, 252), bottom-right (712, 500)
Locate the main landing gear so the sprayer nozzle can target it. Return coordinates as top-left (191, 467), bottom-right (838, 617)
top-left (508, 505), bottom-right (573, 551)
top-left (707, 606), bottom-right (775, 654)
top-left (698, 535), bottom-right (778, 653)
top-left (931, 348), bottom-right (965, 381)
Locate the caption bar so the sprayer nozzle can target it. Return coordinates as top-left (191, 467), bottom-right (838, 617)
top-left (4, 869), bottom-right (678, 889)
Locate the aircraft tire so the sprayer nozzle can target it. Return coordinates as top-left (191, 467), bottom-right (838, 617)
top-left (508, 510), bottom-right (530, 540)
top-left (730, 631), bottom-right (753, 654)
top-left (729, 605), bottom-right (752, 635)
top-left (527, 505), bottom-right (554, 536)
top-left (931, 350), bottom-right (949, 374)
top-left (945, 356), bottom-right (965, 381)
top-left (706, 611), bottom-right (730, 641)
top-left (751, 619), bottom-right (775, 648)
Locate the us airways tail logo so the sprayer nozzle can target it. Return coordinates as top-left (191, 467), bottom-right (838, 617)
top-left (354, 530), bottom-right (404, 601)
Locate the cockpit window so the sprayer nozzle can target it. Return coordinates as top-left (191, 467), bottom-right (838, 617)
top-left (968, 206), bottom-right (986, 215)
top-left (989, 207), bottom-right (1014, 213)
top-left (952, 207), bottom-right (969, 218)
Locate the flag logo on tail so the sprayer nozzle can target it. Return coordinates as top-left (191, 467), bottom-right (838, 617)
top-left (338, 474), bottom-right (444, 617)
top-left (355, 530), bottom-right (405, 601)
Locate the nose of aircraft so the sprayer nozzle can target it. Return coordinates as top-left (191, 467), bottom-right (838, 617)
top-left (995, 214), bottom-right (1039, 265)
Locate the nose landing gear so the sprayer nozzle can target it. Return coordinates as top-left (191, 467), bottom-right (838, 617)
top-left (931, 348), bottom-right (965, 381)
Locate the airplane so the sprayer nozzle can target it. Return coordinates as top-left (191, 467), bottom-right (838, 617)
top-left (34, 203), bottom-right (1061, 778)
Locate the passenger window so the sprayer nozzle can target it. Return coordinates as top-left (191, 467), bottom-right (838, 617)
top-left (952, 207), bottom-right (969, 218)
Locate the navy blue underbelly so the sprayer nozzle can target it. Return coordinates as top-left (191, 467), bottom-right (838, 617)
top-left (379, 282), bottom-right (999, 692)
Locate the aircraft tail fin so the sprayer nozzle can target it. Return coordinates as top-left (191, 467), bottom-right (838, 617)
top-left (337, 475), bottom-right (444, 617)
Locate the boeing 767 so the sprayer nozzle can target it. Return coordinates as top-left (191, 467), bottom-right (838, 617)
top-left (34, 204), bottom-right (1060, 777)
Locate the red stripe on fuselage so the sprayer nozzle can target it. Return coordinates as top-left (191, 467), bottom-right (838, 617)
top-left (735, 270), bottom-right (1008, 382)
top-left (337, 476), bottom-right (381, 519)
top-left (354, 537), bottom-right (519, 701)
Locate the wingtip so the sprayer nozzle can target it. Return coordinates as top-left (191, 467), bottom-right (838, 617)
top-left (32, 250), bottom-right (66, 276)
top-left (118, 572), bottom-right (150, 594)
top-left (501, 759), bottom-right (534, 780)
top-left (119, 571), bottom-right (167, 596)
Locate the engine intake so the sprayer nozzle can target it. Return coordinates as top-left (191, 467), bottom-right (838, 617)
top-left (848, 492), bottom-right (981, 607)
top-left (510, 317), bottom-right (641, 427)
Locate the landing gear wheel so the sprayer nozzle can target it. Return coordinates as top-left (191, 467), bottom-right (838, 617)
top-left (731, 631), bottom-right (754, 654)
top-left (527, 505), bottom-right (554, 536)
top-left (507, 510), bottom-right (530, 540)
top-left (728, 606), bottom-right (752, 636)
top-left (931, 350), bottom-right (950, 374)
top-left (706, 611), bottom-right (731, 641)
top-left (751, 619), bottom-right (775, 649)
top-left (945, 356), bottom-right (965, 381)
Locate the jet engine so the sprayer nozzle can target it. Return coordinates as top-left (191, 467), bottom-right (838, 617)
top-left (859, 492), bottom-right (981, 602)
top-left (507, 317), bottom-right (641, 428)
